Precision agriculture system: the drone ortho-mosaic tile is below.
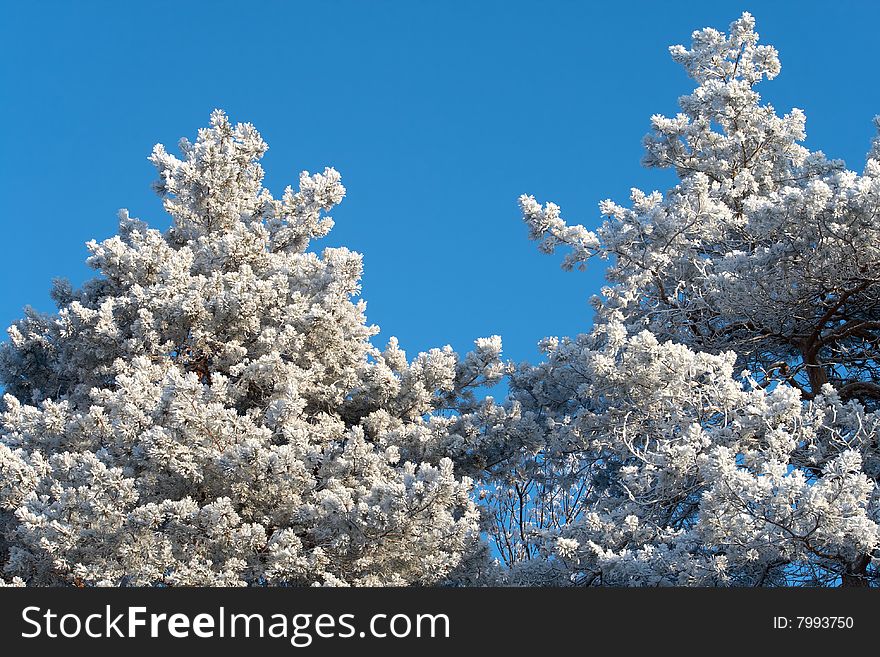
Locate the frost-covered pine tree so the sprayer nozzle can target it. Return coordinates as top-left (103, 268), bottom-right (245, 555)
top-left (496, 13), bottom-right (880, 586)
top-left (2, 13), bottom-right (877, 590)
top-left (0, 111), bottom-right (503, 586)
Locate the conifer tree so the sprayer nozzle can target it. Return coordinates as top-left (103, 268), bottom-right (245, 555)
top-left (498, 13), bottom-right (880, 586)
top-left (0, 111), bottom-right (503, 586)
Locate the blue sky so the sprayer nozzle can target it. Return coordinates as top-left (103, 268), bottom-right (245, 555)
top-left (1, 0), bottom-right (878, 368)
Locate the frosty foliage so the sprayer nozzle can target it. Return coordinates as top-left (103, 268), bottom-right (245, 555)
top-left (520, 13), bottom-right (880, 409)
top-left (2, 13), bottom-right (878, 589)
top-left (507, 13), bottom-right (880, 586)
top-left (481, 323), bottom-right (879, 585)
top-left (0, 111), bottom-right (503, 586)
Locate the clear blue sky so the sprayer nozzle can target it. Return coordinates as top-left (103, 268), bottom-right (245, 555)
top-left (1, 0), bottom-right (878, 367)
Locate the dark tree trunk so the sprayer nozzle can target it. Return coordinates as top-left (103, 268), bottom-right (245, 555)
top-left (841, 555), bottom-right (870, 587)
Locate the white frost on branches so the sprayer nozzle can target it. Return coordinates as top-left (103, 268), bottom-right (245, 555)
top-left (480, 322), bottom-right (879, 585)
top-left (505, 12), bottom-right (880, 586)
top-left (520, 13), bottom-right (880, 408)
top-left (0, 111), bottom-right (503, 586)
top-left (2, 13), bottom-right (878, 588)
